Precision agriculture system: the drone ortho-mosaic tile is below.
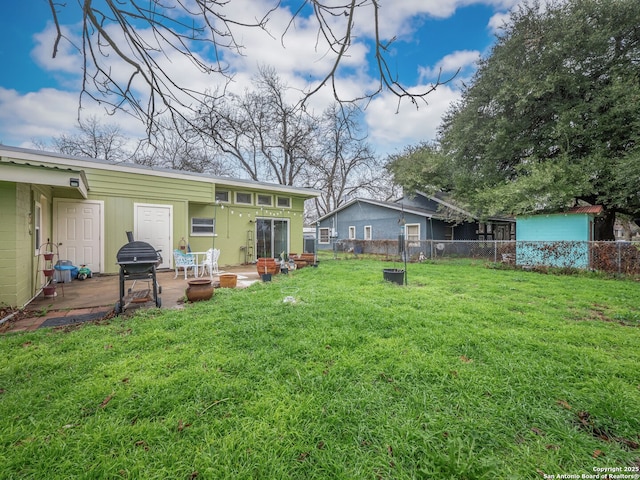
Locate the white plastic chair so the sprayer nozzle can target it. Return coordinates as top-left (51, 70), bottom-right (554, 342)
top-left (200, 248), bottom-right (220, 280)
top-left (173, 249), bottom-right (196, 279)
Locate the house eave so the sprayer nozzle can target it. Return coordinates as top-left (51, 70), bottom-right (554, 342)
top-left (316, 197), bottom-right (441, 223)
top-left (0, 159), bottom-right (88, 198)
top-left (0, 145), bottom-right (320, 199)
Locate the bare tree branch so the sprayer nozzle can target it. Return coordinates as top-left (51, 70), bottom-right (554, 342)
top-left (46, 0), bottom-right (456, 139)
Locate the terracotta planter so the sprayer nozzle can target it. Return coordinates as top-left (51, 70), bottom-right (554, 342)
top-left (43, 269), bottom-right (55, 277)
top-left (219, 274), bottom-right (237, 288)
top-left (44, 253), bottom-right (54, 261)
top-left (186, 278), bottom-right (214, 302)
top-left (299, 254), bottom-right (315, 264)
top-left (43, 285), bottom-right (56, 297)
top-left (256, 258), bottom-right (279, 275)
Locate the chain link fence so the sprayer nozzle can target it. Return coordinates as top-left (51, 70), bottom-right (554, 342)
top-left (328, 239), bottom-right (640, 275)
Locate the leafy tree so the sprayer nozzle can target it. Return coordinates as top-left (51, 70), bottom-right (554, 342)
top-left (392, 0), bottom-right (640, 239)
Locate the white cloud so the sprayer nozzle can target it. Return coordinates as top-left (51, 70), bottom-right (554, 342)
top-left (418, 50), bottom-right (481, 82)
top-left (1, 0), bottom-right (528, 154)
top-left (365, 84), bottom-right (460, 155)
top-left (31, 23), bottom-right (82, 75)
top-left (0, 87), bottom-right (145, 148)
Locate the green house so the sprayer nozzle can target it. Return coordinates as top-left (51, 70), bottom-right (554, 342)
top-left (0, 145), bottom-right (319, 308)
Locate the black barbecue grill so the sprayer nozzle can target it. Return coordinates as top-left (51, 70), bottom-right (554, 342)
top-left (115, 240), bottom-right (162, 314)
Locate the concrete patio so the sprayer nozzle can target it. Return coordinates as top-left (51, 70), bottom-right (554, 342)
top-left (2, 266), bottom-right (261, 333)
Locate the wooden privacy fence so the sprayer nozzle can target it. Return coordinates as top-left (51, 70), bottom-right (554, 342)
top-left (333, 239), bottom-right (640, 275)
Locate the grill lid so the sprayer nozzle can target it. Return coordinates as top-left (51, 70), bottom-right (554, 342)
top-left (117, 241), bottom-right (159, 264)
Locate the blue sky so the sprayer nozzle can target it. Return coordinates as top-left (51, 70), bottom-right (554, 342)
top-left (0, 0), bottom-right (518, 155)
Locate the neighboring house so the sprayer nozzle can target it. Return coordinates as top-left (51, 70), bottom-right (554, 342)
top-left (516, 205), bottom-right (603, 268)
top-left (315, 192), bottom-right (515, 250)
top-left (0, 145), bottom-right (319, 308)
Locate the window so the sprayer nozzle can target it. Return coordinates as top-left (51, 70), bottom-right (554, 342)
top-left (364, 225), bottom-right (372, 240)
top-left (191, 217), bottom-right (215, 236)
top-left (257, 194), bottom-right (272, 206)
top-left (235, 192), bottom-right (252, 205)
top-left (319, 228), bottom-right (330, 244)
top-left (277, 196), bottom-right (291, 208)
top-left (215, 190), bottom-right (229, 203)
top-left (348, 226), bottom-right (356, 239)
top-left (406, 224), bottom-right (420, 246)
top-left (445, 226), bottom-right (454, 240)
top-left (34, 202), bottom-right (42, 253)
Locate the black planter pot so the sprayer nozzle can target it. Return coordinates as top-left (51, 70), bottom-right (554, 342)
top-left (261, 273), bottom-right (272, 282)
top-left (383, 268), bottom-right (405, 285)
top-left (280, 267), bottom-right (289, 275)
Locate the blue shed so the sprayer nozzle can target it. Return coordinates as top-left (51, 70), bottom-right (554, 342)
top-left (516, 206), bottom-right (603, 268)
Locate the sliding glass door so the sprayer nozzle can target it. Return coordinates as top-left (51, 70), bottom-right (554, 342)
top-left (256, 218), bottom-right (289, 259)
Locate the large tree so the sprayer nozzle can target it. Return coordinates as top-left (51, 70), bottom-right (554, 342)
top-left (392, 0), bottom-right (640, 239)
top-left (306, 103), bottom-right (378, 216)
top-left (43, 115), bottom-right (132, 162)
top-left (198, 66), bottom-right (317, 184)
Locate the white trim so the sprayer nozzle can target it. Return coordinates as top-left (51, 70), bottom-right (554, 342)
top-left (276, 196), bottom-right (291, 208)
top-left (256, 193), bottom-right (273, 206)
top-left (364, 225), bottom-right (372, 240)
top-left (53, 199), bottom-right (105, 273)
top-left (235, 191), bottom-right (253, 205)
top-left (405, 223), bottom-right (421, 245)
top-left (348, 226), bottom-right (356, 240)
top-left (190, 217), bottom-right (216, 237)
top-left (255, 217), bottom-right (290, 257)
top-left (2, 161), bottom-right (88, 198)
top-left (134, 203), bottom-right (173, 269)
top-left (0, 145), bottom-right (320, 198)
top-left (214, 190), bottom-right (230, 203)
top-left (318, 227), bottom-right (331, 244)
top-left (33, 201), bottom-right (42, 256)
top-left (316, 197), bottom-right (436, 223)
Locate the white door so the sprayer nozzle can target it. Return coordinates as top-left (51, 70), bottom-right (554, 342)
top-left (134, 203), bottom-right (172, 269)
top-left (55, 200), bottom-right (103, 272)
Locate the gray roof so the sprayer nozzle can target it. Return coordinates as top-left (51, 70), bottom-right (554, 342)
top-left (0, 144), bottom-right (320, 197)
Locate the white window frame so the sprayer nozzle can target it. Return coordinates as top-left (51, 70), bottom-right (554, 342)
top-left (235, 192), bottom-right (253, 205)
top-left (34, 201), bottom-right (42, 254)
top-left (256, 193), bottom-right (273, 207)
top-left (405, 223), bottom-right (420, 246)
top-left (319, 227), bottom-right (331, 244)
top-left (191, 217), bottom-right (216, 236)
top-left (348, 226), bottom-right (356, 240)
top-left (215, 190), bottom-right (230, 203)
top-left (277, 196), bottom-right (291, 208)
top-left (364, 225), bottom-right (372, 240)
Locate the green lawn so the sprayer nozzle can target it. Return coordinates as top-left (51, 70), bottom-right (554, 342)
top-left (1, 259), bottom-right (639, 479)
